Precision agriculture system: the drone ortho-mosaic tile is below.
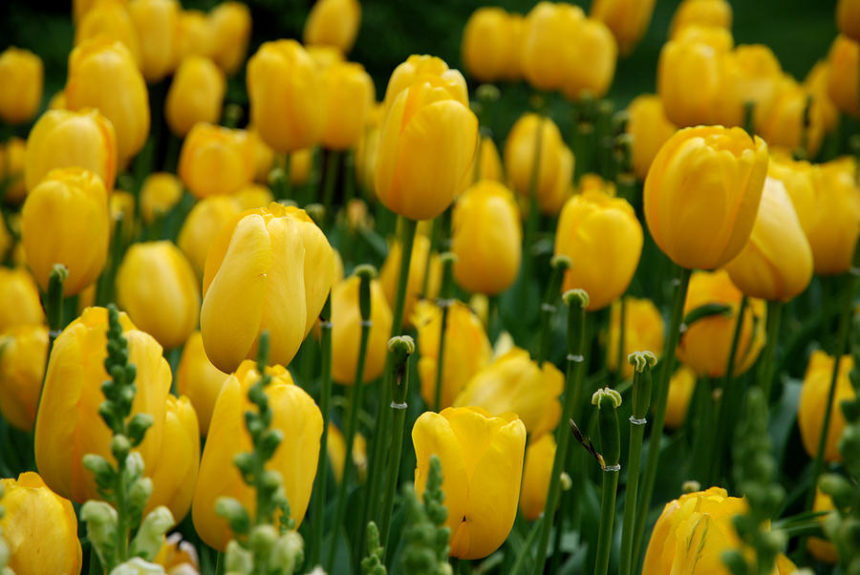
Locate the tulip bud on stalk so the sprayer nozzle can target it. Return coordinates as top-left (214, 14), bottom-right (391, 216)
top-left (592, 387), bottom-right (622, 575)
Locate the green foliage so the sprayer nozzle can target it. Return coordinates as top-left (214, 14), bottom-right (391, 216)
top-left (400, 455), bottom-right (451, 575)
top-left (361, 522), bottom-right (387, 575)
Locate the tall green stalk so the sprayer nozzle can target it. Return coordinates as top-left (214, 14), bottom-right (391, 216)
top-left (536, 256), bottom-right (571, 366)
top-left (758, 300), bottom-right (784, 401)
top-left (631, 266), bottom-right (692, 567)
top-left (521, 103), bottom-right (545, 289)
top-left (532, 289), bottom-right (590, 575)
top-left (321, 150), bottom-right (340, 225)
top-left (309, 294), bottom-right (333, 566)
top-left (593, 387), bottom-right (622, 575)
top-left (432, 253), bottom-right (456, 411)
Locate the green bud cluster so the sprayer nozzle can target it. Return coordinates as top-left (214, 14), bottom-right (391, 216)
top-left (399, 455), bottom-right (450, 575)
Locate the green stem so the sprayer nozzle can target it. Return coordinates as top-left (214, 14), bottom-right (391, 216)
top-left (758, 300), bottom-right (784, 402)
top-left (36, 264), bottom-right (68, 436)
top-left (115, 455), bottom-right (129, 562)
top-left (521, 108), bottom-right (545, 288)
top-left (631, 266), bottom-right (692, 567)
top-left (510, 514), bottom-right (545, 575)
top-left (433, 255), bottom-right (456, 411)
top-left (344, 150), bottom-right (356, 206)
top-left (595, 456), bottom-right (620, 575)
top-left (95, 215), bottom-right (126, 306)
top-left (421, 217), bottom-right (440, 298)
top-left (805, 270), bottom-right (855, 511)
top-left (321, 150), bottom-right (340, 225)
top-left (532, 291), bottom-right (590, 575)
top-left (310, 294), bottom-right (333, 566)
top-left (614, 296), bottom-right (628, 386)
top-left (536, 256), bottom-right (570, 366)
top-left (691, 376), bottom-right (714, 485)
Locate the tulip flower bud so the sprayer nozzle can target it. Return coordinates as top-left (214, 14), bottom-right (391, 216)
top-left (178, 123), bottom-right (255, 198)
top-left (25, 108), bottom-right (117, 193)
top-left (669, 0), bottom-right (732, 39)
top-left (759, 76), bottom-right (826, 158)
top-left (827, 35), bottom-right (859, 118)
top-left (178, 195), bottom-right (241, 279)
top-left (380, 233), bottom-right (441, 327)
top-left (176, 331), bottom-right (228, 436)
top-left (303, 0), bottom-right (361, 54)
top-left (0, 472), bottom-right (82, 575)
top-left (715, 44), bottom-right (783, 130)
top-left (627, 95), bottom-right (677, 180)
top-left (725, 177), bottom-right (813, 301)
top-left (320, 62), bottom-right (375, 150)
top-left (505, 113), bottom-right (575, 215)
top-left (66, 38), bottom-right (150, 163)
top-left (375, 61), bottom-right (478, 221)
top-left (21, 167), bottom-right (109, 296)
top-left (677, 270), bottom-right (766, 377)
top-left (451, 180), bottom-right (522, 296)
top-left (330, 275), bottom-right (392, 385)
top-left (807, 488), bottom-right (838, 563)
top-left (412, 300), bottom-right (492, 409)
top-left (201, 203), bottom-right (335, 373)
top-left (798, 351), bottom-right (855, 463)
top-left (116, 241), bottom-right (200, 349)
top-left (0, 47), bottom-right (43, 125)
top-left (455, 347), bottom-right (562, 437)
top-left (838, 0), bottom-right (860, 41)
top-left (807, 157), bottom-right (860, 274)
top-left (192, 360), bottom-right (323, 551)
top-left (555, 189), bottom-right (642, 311)
top-left (607, 297), bottom-right (664, 379)
top-left (247, 40), bottom-right (324, 154)
top-left (34, 307), bottom-right (172, 503)
top-left (591, 0), bottom-right (657, 57)
top-left (0, 137), bottom-right (27, 203)
top-left (468, 136), bottom-right (504, 183)
top-left (143, 395), bottom-right (200, 523)
top-left (519, 433), bottom-right (556, 521)
top-left (413, 406), bottom-right (526, 559)
top-left (644, 126), bottom-right (769, 270)
top-left (209, 2), bottom-right (252, 75)
top-left (767, 155), bottom-right (816, 235)
top-left (521, 2), bottom-right (586, 92)
top-left (75, 0), bottom-right (142, 68)
top-left (128, 0), bottom-right (180, 83)
top-left (175, 10), bottom-right (215, 62)
top-left (0, 325), bottom-right (48, 431)
top-left (166, 56), bottom-right (226, 137)
top-left (0, 268), bottom-right (44, 332)
top-left (665, 365), bottom-right (696, 429)
top-left (140, 172), bottom-right (182, 224)
top-left (461, 8), bottom-right (521, 84)
top-left (560, 18), bottom-right (618, 102)
top-left (326, 423), bottom-right (367, 484)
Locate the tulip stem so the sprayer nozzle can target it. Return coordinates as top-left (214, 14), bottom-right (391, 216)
top-left (95, 215), bottom-right (125, 306)
top-left (521, 104), bottom-right (545, 293)
top-left (533, 290), bottom-right (590, 575)
top-left (432, 254), bottom-right (456, 412)
top-left (536, 256), bottom-right (571, 366)
top-left (631, 266), bottom-right (692, 568)
top-left (758, 300), bottom-right (784, 402)
top-left (510, 514), bottom-right (545, 575)
top-left (805, 267), bottom-right (856, 512)
top-left (614, 296), bottom-right (628, 387)
top-left (594, 390), bottom-right (622, 575)
top-left (321, 150), bottom-right (340, 225)
top-left (310, 294), bottom-right (333, 567)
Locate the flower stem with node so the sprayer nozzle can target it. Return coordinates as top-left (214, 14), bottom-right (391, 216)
top-left (310, 293), bottom-right (333, 566)
top-left (433, 253), bottom-right (456, 412)
top-left (593, 388), bottom-right (622, 575)
top-left (533, 289), bottom-right (590, 575)
top-left (536, 255), bottom-right (571, 366)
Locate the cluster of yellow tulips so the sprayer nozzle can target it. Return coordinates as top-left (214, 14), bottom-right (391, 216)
top-left (0, 0), bottom-right (858, 573)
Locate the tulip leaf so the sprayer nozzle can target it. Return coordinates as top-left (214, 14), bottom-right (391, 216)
top-left (682, 303), bottom-right (733, 329)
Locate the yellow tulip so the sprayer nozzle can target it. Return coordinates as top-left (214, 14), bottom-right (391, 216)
top-left (413, 406), bottom-right (526, 560)
top-left (412, 300), bottom-right (492, 410)
top-left (644, 126), bottom-right (769, 270)
top-left (320, 62), bottom-right (375, 150)
top-left (166, 56), bottom-right (226, 137)
top-left (208, 2), bottom-right (252, 75)
top-left (0, 268), bottom-right (44, 332)
top-left (454, 347), bottom-right (562, 438)
top-left (0, 137), bottom-right (27, 203)
top-left (807, 488), bottom-right (837, 563)
top-left (560, 17), bottom-right (617, 102)
top-left (767, 155), bottom-right (817, 235)
top-left (715, 44), bottom-right (783, 130)
top-left (21, 167), bottom-right (109, 296)
top-left (0, 47), bottom-right (43, 125)
top-left (657, 32), bottom-right (728, 127)
top-left (806, 157), bottom-right (860, 274)
top-left (177, 331), bottom-right (229, 436)
top-left (143, 394), bottom-right (200, 523)
top-left (0, 324), bottom-right (47, 431)
top-left (66, 38), bottom-right (150, 163)
top-left (798, 351), bottom-right (855, 463)
top-left (303, 0), bottom-right (361, 54)
top-left (331, 275), bottom-right (392, 385)
top-left (627, 95), bottom-right (677, 180)
top-left (665, 365), bottom-right (696, 429)
top-left (677, 270), bottom-right (766, 378)
top-left (520, 2), bottom-right (585, 92)
top-left (669, 0), bottom-right (732, 38)
top-left (110, 189), bottom-right (137, 244)
top-left (174, 10), bottom-right (215, 62)
top-left (326, 423), bottom-right (367, 484)
top-left (381, 55), bottom-right (467, 111)
top-left (25, 108), bottom-right (117, 193)
top-left (804, 60), bottom-right (840, 132)
top-left (74, 0), bottom-right (98, 23)
top-left (379, 233), bottom-right (441, 328)
top-left (838, 0), bottom-right (860, 41)
top-left (48, 89), bottom-right (66, 111)
top-left (461, 8), bottom-right (521, 83)
top-left (827, 35), bottom-right (859, 118)
top-left (0, 472), bottom-right (82, 575)
top-left (469, 135), bottom-right (504, 183)
top-left (504, 113), bottom-right (575, 215)
top-left (116, 241), bottom-right (200, 349)
top-left (607, 297), bottom-right (665, 379)
top-left (759, 76), bottom-right (825, 159)
top-left (178, 123), bottom-right (255, 198)
top-left (591, 0), bottom-right (657, 57)
top-left (247, 40), bottom-right (324, 154)
top-left (192, 360), bottom-right (323, 551)
top-left (34, 307), bottom-right (172, 503)
top-left (375, 63), bottom-right (478, 221)
top-left (725, 177), bottom-right (813, 301)
top-left (307, 45), bottom-right (344, 71)
top-left (140, 172), bottom-right (182, 223)
top-left (201, 203), bottom-right (335, 373)
top-left (75, 0), bottom-right (142, 67)
top-left (355, 124), bottom-right (380, 196)
top-left (519, 433), bottom-right (556, 521)
top-left (128, 0), bottom-right (179, 82)
top-left (451, 180), bottom-right (522, 296)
